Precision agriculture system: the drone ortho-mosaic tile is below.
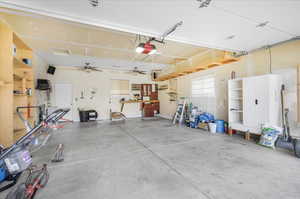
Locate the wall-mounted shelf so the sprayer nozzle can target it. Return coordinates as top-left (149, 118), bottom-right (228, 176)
top-left (230, 110), bottom-right (243, 113)
top-left (13, 32), bottom-right (31, 51)
top-left (154, 56), bottom-right (240, 81)
top-left (231, 88), bottom-right (242, 91)
top-left (0, 22), bottom-right (35, 147)
top-left (231, 98), bottom-right (242, 100)
top-left (13, 57), bottom-right (32, 71)
top-left (0, 80), bottom-right (11, 87)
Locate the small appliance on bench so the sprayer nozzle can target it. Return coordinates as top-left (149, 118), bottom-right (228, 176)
top-left (78, 109), bottom-right (98, 122)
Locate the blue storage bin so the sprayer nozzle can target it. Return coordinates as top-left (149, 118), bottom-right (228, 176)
top-left (216, 120), bottom-right (225, 133)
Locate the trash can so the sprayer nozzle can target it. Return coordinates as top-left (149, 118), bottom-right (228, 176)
top-left (208, 123), bottom-right (217, 133)
top-left (216, 120), bottom-right (225, 133)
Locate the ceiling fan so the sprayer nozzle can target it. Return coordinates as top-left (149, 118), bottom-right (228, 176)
top-left (72, 62), bottom-right (103, 73)
top-left (125, 67), bottom-right (147, 75)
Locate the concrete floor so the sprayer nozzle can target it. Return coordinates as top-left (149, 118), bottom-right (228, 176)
top-left (1, 118), bottom-right (300, 199)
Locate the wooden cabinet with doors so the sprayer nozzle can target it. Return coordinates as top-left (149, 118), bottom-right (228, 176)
top-left (141, 84), bottom-right (159, 117)
top-left (0, 21), bottom-right (35, 147)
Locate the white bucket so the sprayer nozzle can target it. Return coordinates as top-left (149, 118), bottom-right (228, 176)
top-left (209, 123), bottom-right (217, 133)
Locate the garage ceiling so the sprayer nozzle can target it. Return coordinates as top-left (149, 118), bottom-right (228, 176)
top-left (0, 10), bottom-right (210, 71)
top-left (0, 0), bottom-right (299, 52)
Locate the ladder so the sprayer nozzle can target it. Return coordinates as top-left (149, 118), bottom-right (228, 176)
top-left (172, 98), bottom-right (187, 125)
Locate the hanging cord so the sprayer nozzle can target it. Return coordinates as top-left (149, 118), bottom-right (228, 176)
top-left (268, 46), bottom-right (272, 74)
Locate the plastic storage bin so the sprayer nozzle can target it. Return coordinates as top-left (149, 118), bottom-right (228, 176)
top-left (216, 120), bottom-right (225, 133)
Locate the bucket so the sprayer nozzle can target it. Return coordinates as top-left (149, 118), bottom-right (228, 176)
top-left (190, 121), bottom-right (196, 128)
top-left (216, 120), bottom-right (225, 133)
top-left (208, 123), bottom-right (217, 133)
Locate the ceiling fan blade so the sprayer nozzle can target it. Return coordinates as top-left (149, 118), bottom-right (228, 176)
top-left (91, 68), bottom-right (103, 72)
top-left (138, 72), bottom-right (147, 75)
top-left (124, 71), bottom-right (138, 76)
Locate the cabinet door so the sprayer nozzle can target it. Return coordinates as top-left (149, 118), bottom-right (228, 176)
top-left (243, 77), bottom-right (269, 127)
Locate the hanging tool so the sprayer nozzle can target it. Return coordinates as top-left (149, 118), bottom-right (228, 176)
top-left (51, 144), bottom-right (64, 163)
top-left (275, 85), bottom-right (300, 158)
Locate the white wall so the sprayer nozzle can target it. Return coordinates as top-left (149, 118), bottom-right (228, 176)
top-left (33, 55), bottom-right (154, 121)
top-left (158, 40), bottom-right (300, 136)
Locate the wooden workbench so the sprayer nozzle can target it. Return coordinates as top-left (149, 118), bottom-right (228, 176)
top-left (121, 100), bottom-right (159, 104)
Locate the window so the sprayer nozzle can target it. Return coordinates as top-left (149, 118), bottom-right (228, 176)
top-left (111, 79), bottom-right (129, 95)
top-left (191, 75), bottom-right (216, 114)
top-left (191, 75), bottom-right (215, 98)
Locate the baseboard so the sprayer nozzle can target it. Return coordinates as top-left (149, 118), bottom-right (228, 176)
top-left (125, 114), bottom-right (142, 118)
top-left (159, 114), bottom-right (173, 120)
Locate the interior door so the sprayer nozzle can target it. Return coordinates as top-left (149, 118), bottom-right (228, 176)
top-left (54, 83), bottom-right (73, 121)
top-left (243, 77), bottom-right (269, 127)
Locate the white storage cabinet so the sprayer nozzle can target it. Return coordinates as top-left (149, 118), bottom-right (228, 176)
top-left (228, 74), bottom-right (281, 134)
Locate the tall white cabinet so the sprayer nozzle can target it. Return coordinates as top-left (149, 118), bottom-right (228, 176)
top-left (228, 74), bottom-right (281, 134)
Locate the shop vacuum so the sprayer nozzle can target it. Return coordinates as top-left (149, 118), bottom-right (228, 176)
top-left (275, 85), bottom-right (300, 158)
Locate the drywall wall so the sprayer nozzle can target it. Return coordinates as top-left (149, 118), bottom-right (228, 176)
top-left (33, 56), bottom-right (154, 121)
top-left (158, 40), bottom-right (300, 135)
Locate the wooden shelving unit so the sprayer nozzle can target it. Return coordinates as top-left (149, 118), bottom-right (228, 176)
top-left (154, 53), bottom-right (240, 82)
top-left (0, 21), bottom-right (35, 147)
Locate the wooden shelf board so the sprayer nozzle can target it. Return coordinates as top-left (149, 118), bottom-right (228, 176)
top-left (230, 110), bottom-right (243, 113)
top-left (231, 88), bottom-right (242, 91)
top-left (220, 58), bottom-right (239, 64)
top-left (207, 62), bottom-right (221, 68)
top-left (13, 128), bottom-right (25, 133)
top-left (13, 73), bottom-right (24, 80)
top-left (0, 80), bottom-right (12, 87)
top-left (14, 94), bottom-right (27, 97)
top-left (13, 57), bottom-right (32, 71)
top-left (13, 33), bottom-right (31, 51)
top-left (154, 57), bottom-right (240, 82)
